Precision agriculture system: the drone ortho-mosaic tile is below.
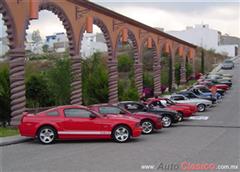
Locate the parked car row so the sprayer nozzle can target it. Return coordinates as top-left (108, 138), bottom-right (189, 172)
top-left (19, 70), bottom-right (234, 144)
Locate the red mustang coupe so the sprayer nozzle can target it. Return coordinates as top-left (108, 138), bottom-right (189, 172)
top-left (19, 105), bottom-right (142, 144)
top-left (144, 98), bottom-right (194, 120)
top-left (89, 104), bottom-right (163, 134)
top-left (151, 98), bottom-right (198, 113)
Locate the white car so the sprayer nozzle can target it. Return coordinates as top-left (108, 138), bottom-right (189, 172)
top-left (164, 94), bottom-right (212, 112)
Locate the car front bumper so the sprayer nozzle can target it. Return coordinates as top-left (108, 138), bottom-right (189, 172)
top-left (132, 127), bottom-right (142, 137)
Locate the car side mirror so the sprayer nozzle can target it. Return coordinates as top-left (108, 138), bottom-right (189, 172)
top-left (90, 114), bottom-right (97, 119)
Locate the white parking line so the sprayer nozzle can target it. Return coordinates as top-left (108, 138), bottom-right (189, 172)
top-left (187, 116), bottom-right (209, 120)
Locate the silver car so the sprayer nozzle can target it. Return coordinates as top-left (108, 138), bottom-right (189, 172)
top-left (165, 94), bottom-right (212, 112)
top-left (221, 59), bottom-right (234, 70)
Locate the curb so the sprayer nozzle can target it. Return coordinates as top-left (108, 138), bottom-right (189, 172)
top-left (0, 135), bottom-right (32, 147)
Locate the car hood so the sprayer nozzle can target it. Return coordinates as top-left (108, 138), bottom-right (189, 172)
top-left (104, 114), bottom-right (139, 122)
top-left (188, 99), bottom-right (212, 104)
top-left (133, 112), bottom-right (159, 118)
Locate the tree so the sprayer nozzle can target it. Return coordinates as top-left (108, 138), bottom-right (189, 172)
top-left (0, 66), bottom-right (11, 126)
top-left (47, 57), bottom-right (71, 105)
top-left (42, 44), bottom-right (49, 53)
top-left (82, 52), bottom-right (109, 105)
top-left (26, 74), bottom-right (53, 108)
top-left (32, 30), bottom-right (42, 45)
top-left (117, 54), bottom-right (134, 72)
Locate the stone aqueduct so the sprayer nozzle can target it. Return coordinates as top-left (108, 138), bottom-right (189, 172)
top-left (0, 0), bottom-right (197, 118)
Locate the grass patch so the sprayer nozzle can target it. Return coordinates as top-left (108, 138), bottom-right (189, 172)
top-left (0, 127), bottom-right (19, 137)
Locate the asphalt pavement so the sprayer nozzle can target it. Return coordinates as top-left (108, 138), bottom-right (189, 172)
top-left (1, 58), bottom-right (239, 172)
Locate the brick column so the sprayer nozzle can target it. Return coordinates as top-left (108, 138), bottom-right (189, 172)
top-left (153, 56), bottom-right (161, 96)
top-left (9, 48), bottom-right (26, 118)
top-left (108, 60), bottom-right (118, 103)
top-left (70, 55), bottom-right (82, 105)
top-left (134, 63), bottom-right (143, 97)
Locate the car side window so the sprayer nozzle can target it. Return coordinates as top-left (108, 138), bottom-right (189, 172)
top-left (99, 107), bottom-right (125, 114)
top-left (125, 103), bottom-right (144, 110)
top-left (171, 96), bottom-right (185, 101)
top-left (64, 109), bottom-right (93, 118)
top-left (47, 111), bottom-right (60, 116)
top-left (189, 93), bottom-right (197, 98)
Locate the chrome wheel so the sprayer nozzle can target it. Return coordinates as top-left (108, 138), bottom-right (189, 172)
top-left (197, 104), bottom-right (206, 112)
top-left (113, 126), bottom-right (130, 143)
top-left (162, 116), bottom-right (172, 128)
top-left (141, 121), bottom-right (153, 134)
top-left (38, 127), bottom-right (56, 144)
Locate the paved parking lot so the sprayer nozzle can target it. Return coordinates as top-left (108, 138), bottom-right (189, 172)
top-left (1, 59), bottom-right (239, 172)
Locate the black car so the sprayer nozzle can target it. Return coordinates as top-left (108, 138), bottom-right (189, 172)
top-left (179, 90), bottom-right (217, 104)
top-left (118, 101), bottom-right (180, 128)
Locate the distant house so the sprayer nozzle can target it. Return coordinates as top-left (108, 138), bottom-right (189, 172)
top-left (167, 24), bottom-right (239, 57)
top-left (45, 32), bottom-right (68, 53)
top-left (80, 33), bottom-right (107, 58)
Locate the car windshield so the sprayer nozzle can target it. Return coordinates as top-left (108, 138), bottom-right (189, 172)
top-left (165, 99), bottom-right (175, 105)
top-left (199, 87), bottom-right (210, 93)
top-left (224, 60), bottom-right (232, 63)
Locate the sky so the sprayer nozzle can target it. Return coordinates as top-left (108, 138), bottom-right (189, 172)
top-left (0, 0), bottom-right (240, 39)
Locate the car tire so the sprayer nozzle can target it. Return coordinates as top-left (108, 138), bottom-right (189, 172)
top-left (197, 104), bottom-right (206, 112)
top-left (141, 120), bottom-right (154, 134)
top-left (178, 112), bottom-right (184, 122)
top-left (37, 126), bottom-right (57, 144)
top-left (161, 115), bottom-right (172, 128)
top-left (112, 125), bottom-right (130, 143)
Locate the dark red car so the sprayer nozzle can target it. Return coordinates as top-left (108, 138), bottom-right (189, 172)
top-left (198, 81), bottom-right (229, 91)
top-left (144, 98), bottom-right (194, 119)
top-left (89, 104), bottom-right (162, 134)
top-left (19, 105), bottom-right (142, 144)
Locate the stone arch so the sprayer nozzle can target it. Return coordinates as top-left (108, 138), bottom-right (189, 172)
top-left (35, 2), bottom-right (76, 55)
top-left (78, 16), bottom-right (116, 103)
top-left (79, 16), bottom-right (114, 60)
top-left (0, 1), bottom-right (25, 118)
top-left (140, 35), bottom-right (161, 96)
top-left (0, 0), bottom-right (17, 49)
top-left (115, 27), bottom-right (140, 63)
top-left (115, 27), bottom-right (143, 97)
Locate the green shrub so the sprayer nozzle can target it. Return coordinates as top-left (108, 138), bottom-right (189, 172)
top-left (117, 54), bottom-right (134, 72)
top-left (26, 74), bottom-right (54, 108)
top-left (82, 53), bottom-right (108, 105)
top-left (0, 66), bottom-right (11, 126)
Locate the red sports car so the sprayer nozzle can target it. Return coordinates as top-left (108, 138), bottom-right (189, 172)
top-left (144, 98), bottom-right (194, 119)
top-left (19, 105), bottom-right (142, 144)
top-left (89, 104), bottom-right (162, 134)
top-left (152, 98), bottom-right (198, 113)
top-left (198, 81), bottom-right (229, 91)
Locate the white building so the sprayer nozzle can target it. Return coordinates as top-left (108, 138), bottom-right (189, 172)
top-left (80, 32), bottom-right (107, 58)
top-left (167, 24), bottom-right (239, 57)
top-left (44, 32), bottom-right (107, 56)
top-left (45, 32), bottom-right (68, 53)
